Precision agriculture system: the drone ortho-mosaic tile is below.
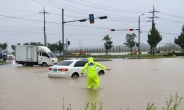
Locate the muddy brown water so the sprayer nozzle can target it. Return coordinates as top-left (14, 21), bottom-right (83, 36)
top-left (0, 58), bottom-right (184, 110)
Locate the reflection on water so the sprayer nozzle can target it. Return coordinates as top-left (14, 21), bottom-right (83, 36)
top-left (85, 89), bottom-right (99, 103)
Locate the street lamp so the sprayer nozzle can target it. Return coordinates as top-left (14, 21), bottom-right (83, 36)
top-left (62, 9), bottom-right (107, 60)
top-left (138, 13), bottom-right (145, 59)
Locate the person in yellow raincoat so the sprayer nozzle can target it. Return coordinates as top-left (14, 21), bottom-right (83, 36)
top-left (81, 57), bottom-right (111, 90)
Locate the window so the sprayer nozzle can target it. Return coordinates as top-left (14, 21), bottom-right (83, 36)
top-left (42, 52), bottom-right (50, 58)
top-left (74, 61), bottom-right (86, 67)
top-left (48, 52), bottom-right (56, 58)
top-left (56, 61), bottom-right (73, 66)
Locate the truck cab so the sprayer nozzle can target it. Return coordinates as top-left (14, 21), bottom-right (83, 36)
top-left (38, 46), bottom-right (58, 66)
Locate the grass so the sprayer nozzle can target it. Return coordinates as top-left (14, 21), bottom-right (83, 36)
top-left (58, 53), bottom-right (174, 61)
top-left (61, 93), bottom-right (182, 110)
top-left (0, 59), bottom-right (6, 65)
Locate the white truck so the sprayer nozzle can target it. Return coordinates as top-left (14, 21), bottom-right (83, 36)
top-left (15, 45), bottom-right (58, 66)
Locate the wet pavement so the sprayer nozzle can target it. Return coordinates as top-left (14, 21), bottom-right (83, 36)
top-left (0, 58), bottom-right (184, 110)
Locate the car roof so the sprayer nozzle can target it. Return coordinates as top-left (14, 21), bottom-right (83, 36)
top-left (63, 59), bottom-right (87, 61)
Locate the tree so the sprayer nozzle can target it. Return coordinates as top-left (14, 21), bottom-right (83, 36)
top-left (23, 42), bottom-right (29, 45)
top-left (147, 22), bottom-right (162, 56)
top-left (57, 40), bottom-right (63, 53)
top-left (0, 43), bottom-right (8, 50)
top-left (102, 34), bottom-right (113, 55)
top-left (48, 42), bottom-right (58, 52)
top-left (174, 25), bottom-right (184, 51)
top-left (123, 33), bottom-right (137, 54)
top-left (11, 45), bottom-right (15, 51)
top-left (118, 46), bottom-right (121, 53)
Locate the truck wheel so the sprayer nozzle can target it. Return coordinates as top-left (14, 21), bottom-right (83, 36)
top-left (23, 63), bottom-right (27, 67)
top-left (42, 62), bottom-right (47, 66)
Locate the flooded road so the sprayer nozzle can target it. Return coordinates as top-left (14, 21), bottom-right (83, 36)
top-left (0, 58), bottom-right (184, 110)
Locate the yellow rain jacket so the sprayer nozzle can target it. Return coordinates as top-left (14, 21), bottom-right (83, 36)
top-left (81, 57), bottom-right (107, 89)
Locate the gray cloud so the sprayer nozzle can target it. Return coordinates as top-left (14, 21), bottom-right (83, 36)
top-left (0, 0), bottom-right (183, 51)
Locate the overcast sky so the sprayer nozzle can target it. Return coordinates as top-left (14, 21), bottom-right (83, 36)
top-left (0, 0), bottom-right (183, 51)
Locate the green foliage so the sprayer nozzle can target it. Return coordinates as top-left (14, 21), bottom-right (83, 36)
top-left (60, 93), bottom-right (182, 110)
top-left (0, 60), bottom-right (6, 64)
top-left (85, 102), bottom-right (103, 110)
top-left (23, 42), bottom-right (43, 46)
top-left (21, 41), bottom-right (63, 52)
top-left (162, 93), bottom-right (183, 110)
top-left (61, 97), bottom-right (103, 110)
top-left (0, 42), bottom-right (8, 50)
top-left (11, 45), bottom-right (15, 50)
top-left (174, 25), bottom-right (184, 51)
top-left (102, 34), bottom-right (113, 55)
top-left (146, 103), bottom-right (157, 110)
top-left (168, 53), bottom-right (184, 56)
top-left (123, 33), bottom-right (137, 54)
top-left (147, 22), bottom-right (162, 56)
top-left (57, 40), bottom-right (63, 53)
top-left (48, 42), bottom-right (59, 52)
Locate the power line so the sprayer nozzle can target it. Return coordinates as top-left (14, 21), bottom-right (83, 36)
top-left (54, 0), bottom-right (146, 13)
top-left (0, 3), bottom-right (36, 13)
top-left (159, 18), bottom-right (184, 23)
top-left (142, 30), bottom-right (179, 36)
top-left (0, 14), bottom-right (61, 24)
top-left (31, 0), bottom-right (141, 19)
top-left (160, 12), bottom-right (184, 19)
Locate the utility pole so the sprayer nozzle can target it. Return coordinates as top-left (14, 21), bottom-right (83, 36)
top-left (40, 7), bottom-right (49, 47)
top-left (148, 5), bottom-right (159, 25)
top-left (148, 5), bottom-right (159, 55)
top-left (62, 9), bottom-right (64, 60)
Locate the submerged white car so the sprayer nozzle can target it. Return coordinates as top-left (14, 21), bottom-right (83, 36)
top-left (48, 60), bottom-right (105, 78)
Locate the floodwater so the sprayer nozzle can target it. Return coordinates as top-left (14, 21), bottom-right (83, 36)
top-left (0, 58), bottom-right (184, 110)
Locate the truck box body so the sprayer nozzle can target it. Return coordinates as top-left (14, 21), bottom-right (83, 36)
top-left (15, 45), bottom-right (37, 62)
top-left (15, 45), bottom-right (58, 66)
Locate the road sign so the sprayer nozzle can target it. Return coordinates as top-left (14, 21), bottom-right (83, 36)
top-left (89, 14), bottom-right (94, 24)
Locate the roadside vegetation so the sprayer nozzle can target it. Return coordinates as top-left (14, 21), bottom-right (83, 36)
top-left (57, 52), bottom-right (181, 62)
top-left (0, 60), bottom-right (6, 65)
top-left (61, 93), bottom-right (182, 110)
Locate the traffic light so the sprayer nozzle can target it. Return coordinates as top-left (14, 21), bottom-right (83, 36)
top-left (109, 29), bottom-right (115, 31)
top-left (99, 16), bottom-right (107, 19)
top-left (79, 19), bottom-right (86, 22)
top-left (68, 41), bottom-right (70, 45)
top-left (128, 28), bottom-right (134, 31)
top-left (89, 14), bottom-right (94, 24)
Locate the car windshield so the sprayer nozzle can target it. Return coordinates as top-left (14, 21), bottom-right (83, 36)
top-left (56, 61), bottom-right (73, 66)
top-left (7, 53), bottom-right (12, 55)
top-left (48, 52), bottom-right (56, 58)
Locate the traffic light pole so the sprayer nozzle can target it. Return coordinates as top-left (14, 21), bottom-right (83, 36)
top-left (62, 9), bottom-right (65, 60)
top-left (138, 14), bottom-right (144, 59)
top-left (66, 39), bottom-right (68, 60)
top-left (61, 9), bottom-right (107, 60)
top-left (138, 16), bottom-right (140, 59)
